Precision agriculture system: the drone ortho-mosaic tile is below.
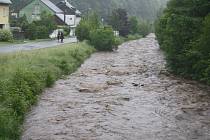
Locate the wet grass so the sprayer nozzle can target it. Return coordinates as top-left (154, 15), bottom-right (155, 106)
top-left (0, 42), bottom-right (95, 139)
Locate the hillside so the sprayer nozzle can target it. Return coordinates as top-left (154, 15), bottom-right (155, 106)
top-left (11, 0), bottom-right (168, 21)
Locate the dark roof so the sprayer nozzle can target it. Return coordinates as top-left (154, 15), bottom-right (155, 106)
top-left (56, 0), bottom-right (81, 16)
top-left (56, 1), bottom-right (75, 15)
top-left (41, 0), bottom-right (63, 13)
top-left (0, 0), bottom-right (12, 4)
top-left (18, 0), bottom-right (81, 16)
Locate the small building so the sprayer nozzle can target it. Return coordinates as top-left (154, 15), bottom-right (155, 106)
top-left (19, 0), bottom-right (81, 36)
top-left (0, 0), bottom-right (12, 29)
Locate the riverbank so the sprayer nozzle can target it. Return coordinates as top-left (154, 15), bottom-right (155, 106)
top-left (22, 34), bottom-right (210, 140)
top-left (0, 42), bottom-right (94, 139)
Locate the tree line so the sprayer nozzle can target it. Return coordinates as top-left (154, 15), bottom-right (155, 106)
top-left (75, 8), bottom-right (152, 51)
top-left (155, 0), bottom-right (210, 84)
top-left (10, 11), bottom-right (57, 40)
top-left (11, 0), bottom-right (168, 22)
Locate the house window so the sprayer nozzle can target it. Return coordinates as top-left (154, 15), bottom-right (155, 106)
top-left (32, 4), bottom-right (40, 20)
top-left (33, 4), bottom-right (40, 15)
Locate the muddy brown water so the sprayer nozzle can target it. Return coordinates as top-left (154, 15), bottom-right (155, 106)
top-left (22, 34), bottom-right (210, 140)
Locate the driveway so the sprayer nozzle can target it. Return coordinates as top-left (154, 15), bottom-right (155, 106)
top-left (0, 37), bottom-right (77, 53)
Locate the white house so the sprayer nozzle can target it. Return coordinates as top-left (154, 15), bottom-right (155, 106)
top-left (55, 0), bottom-right (81, 36)
top-left (19, 0), bottom-right (81, 36)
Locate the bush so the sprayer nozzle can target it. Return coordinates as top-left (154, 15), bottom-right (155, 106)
top-left (25, 23), bottom-right (37, 40)
top-left (155, 0), bottom-right (210, 85)
top-left (0, 42), bottom-right (94, 139)
top-left (0, 107), bottom-right (20, 139)
top-left (90, 27), bottom-right (115, 51)
top-left (75, 22), bottom-right (91, 41)
top-left (36, 26), bottom-right (49, 39)
top-left (114, 36), bottom-right (125, 46)
top-left (63, 26), bottom-right (70, 36)
top-left (138, 20), bottom-right (151, 37)
top-left (23, 11), bottom-right (56, 40)
top-left (76, 12), bottom-right (100, 41)
top-left (0, 29), bottom-right (13, 41)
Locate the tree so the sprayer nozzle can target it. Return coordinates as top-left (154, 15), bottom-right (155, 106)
top-left (10, 15), bottom-right (29, 32)
top-left (24, 11), bottom-right (56, 40)
top-left (34, 11), bottom-right (56, 34)
top-left (25, 22), bottom-right (37, 40)
top-left (76, 12), bottom-right (101, 41)
top-left (109, 8), bottom-right (130, 36)
top-left (129, 16), bottom-right (139, 34)
top-left (129, 17), bottom-right (151, 37)
top-left (90, 27), bottom-right (115, 51)
top-left (155, 0), bottom-right (210, 84)
top-left (85, 11), bottom-right (101, 29)
top-left (138, 20), bottom-right (151, 37)
top-left (75, 21), bottom-right (91, 41)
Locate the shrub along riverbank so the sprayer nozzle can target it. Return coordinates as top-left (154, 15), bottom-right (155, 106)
top-left (155, 0), bottom-right (210, 85)
top-left (75, 11), bottom-right (149, 52)
top-left (0, 42), bottom-right (95, 139)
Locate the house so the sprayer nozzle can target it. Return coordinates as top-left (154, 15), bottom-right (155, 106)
top-left (19, 0), bottom-right (81, 36)
top-left (0, 0), bottom-right (12, 29)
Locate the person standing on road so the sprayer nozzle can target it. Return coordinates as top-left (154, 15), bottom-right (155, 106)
top-left (57, 31), bottom-right (61, 43)
top-left (60, 32), bottom-right (64, 43)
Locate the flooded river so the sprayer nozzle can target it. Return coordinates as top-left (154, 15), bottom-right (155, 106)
top-left (22, 34), bottom-right (210, 140)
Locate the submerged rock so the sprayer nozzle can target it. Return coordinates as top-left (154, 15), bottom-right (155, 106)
top-left (77, 83), bottom-right (109, 93)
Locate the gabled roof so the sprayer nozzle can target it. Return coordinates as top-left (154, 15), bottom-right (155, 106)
top-left (65, 1), bottom-right (81, 16)
top-left (65, 1), bottom-right (74, 9)
top-left (56, 0), bottom-right (81, 16)
top-left (0, 0), bottom-right (12, 4)
top-left (41, 0), bottom-right (63, 13)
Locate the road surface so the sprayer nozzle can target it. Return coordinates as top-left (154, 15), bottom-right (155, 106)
top-left (22, 34), bottom-right (210, 140)
top-left (0, 37), bottom-right (77, 53)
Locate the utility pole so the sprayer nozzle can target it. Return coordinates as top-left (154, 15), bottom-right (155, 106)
top-left (101, 18), bottom-right (104, 26)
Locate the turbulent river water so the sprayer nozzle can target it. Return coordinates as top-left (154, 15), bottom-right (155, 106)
top-left (22, 34), bottom-right (210, 140)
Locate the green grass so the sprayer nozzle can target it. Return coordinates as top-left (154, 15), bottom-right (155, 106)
top-left (0, 42), bottom-right (95, 140)
top-left (114, 34), bottom-right (143, 45)
top-left (125, 34), bottom-right (143, 41)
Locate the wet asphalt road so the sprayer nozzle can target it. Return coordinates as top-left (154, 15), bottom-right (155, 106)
top-left (0, 37), bottom-right (77, 53)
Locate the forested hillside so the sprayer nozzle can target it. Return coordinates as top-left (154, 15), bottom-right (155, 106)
top-left (155, 0), bottom-right (210, 84)
top-left (11, 0), bottom-right (168, 21)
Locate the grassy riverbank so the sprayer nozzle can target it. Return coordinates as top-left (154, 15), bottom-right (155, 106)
top-left (0, 42), bottom-right (95, 139)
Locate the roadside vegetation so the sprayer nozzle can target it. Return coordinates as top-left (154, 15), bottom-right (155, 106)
top-left (10, 11), bottom-right (57, 40)
top-left (0, 29), bottom-right (13, 42)
top-left (76, 12), bottom-right (119, 51)
top-left (155, 0), bottom-right (210, 84)
top-left (0, 42), bottom-right (94, 139)
top-left (109, 9), bottom-right (152, 38)
top-left (76, 9), bottom-right (152, 51)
